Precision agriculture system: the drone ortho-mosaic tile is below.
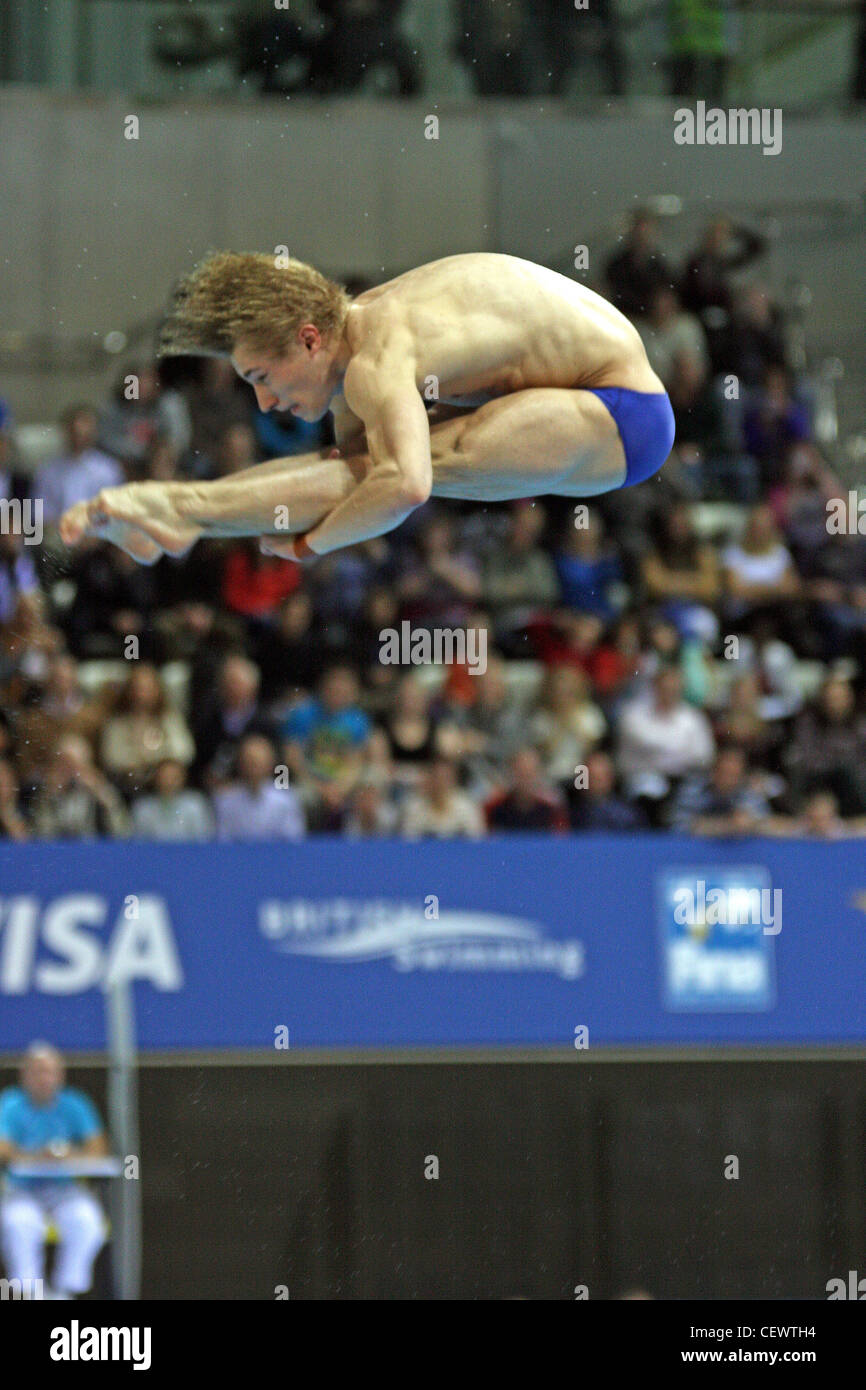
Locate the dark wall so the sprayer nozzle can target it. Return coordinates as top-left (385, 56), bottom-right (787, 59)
top-left (3, 1057), bottom-right (865, 1300)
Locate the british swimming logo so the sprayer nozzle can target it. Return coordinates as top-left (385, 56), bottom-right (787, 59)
top-left (657, 867), bottom-right (777, 1011)
top-left (259, 899), bottom-right (584, 978)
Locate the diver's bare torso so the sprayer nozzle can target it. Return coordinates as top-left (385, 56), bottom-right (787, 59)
top-left (344, 252), bottom-right (663, 405)
top-left (334, 253), bottom-right (665, 500)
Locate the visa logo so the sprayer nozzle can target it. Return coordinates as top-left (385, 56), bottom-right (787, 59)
top-left (0, 894), bottom-right (183, 995)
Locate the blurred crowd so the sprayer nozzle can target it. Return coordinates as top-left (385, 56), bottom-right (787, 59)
top-left (217, 0), bottom-right (715, 99)
top-left (1, 214), bottom-right (864, 843)
top-left (181, 0), bottom-right (866, 105)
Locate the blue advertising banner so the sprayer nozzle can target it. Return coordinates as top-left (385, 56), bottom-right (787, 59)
top-left (0, 836), bottom-right (864, 1051)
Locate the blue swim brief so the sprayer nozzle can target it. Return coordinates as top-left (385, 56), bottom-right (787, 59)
top-left (586, 387), bottom-right (676, 488)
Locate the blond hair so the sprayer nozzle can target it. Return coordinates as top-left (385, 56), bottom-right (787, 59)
top-left (159, 251), bottom-right (351, 359)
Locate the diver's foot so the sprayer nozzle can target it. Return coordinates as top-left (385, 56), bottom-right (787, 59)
top-left (59, 499), bottom-right (164, 565)
top-left (61, 484), bottom-right (201, 560)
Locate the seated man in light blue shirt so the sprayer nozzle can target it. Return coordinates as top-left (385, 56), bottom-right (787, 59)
top-left (214, 733), bottom-right (305, 841)
top-left (0, 1042), bottom-right (108, 1299)
top-left (33, 404), bottom-right (123, 524)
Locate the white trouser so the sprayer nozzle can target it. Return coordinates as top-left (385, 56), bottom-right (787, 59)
top-left (1, 1185), bottom-right (106, 1295)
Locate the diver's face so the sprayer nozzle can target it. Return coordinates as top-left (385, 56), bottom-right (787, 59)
top-left (232, 332), bottom-right (335, 421)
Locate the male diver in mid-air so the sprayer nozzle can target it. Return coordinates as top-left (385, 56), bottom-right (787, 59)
top-left (60, 251), bottom-right (675, 563)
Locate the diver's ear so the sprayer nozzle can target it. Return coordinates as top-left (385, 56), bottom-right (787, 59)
top-left (298, 323), bottom-right (322, 354)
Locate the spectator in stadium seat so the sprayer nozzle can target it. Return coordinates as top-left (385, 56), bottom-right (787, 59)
top-left (213, 421), bottom-right (259, 477)
top-left (184, 359), bottom-right (254, 479)
top-left (713, 283), bottom-right (788, 386)
top-left (280, 664), bottom-right (370, 802)
top-left (568, 749), bottom-right (646, 832)
top-left (637, 286), bottom-right (709, 415)
top-left (400, 756), bottom-right (485, 839)
top-left (768, 443), bottom-right (840, 564)
top-left (679, 217), bottom-right (767, 321)
top-left (636, 615), bottom-right (709, 708)
top-left (485, 747), bottom-right (569, 833)
top-left (553, 508), bottom-right (624, 620)
top-left (98, 361), bottom-right (190, 469)
top-left (30, 734), bottom-right (129, 839)
top-left (309, 0), bottom-right (421, 96)
top-left (190, 653), bottom-right (273, 788)
top-left (308, 536), bottom-right (394, 625)
top-left (221, 538), bottom-right (302, 621)
top-left (154, 591), bottom-right (243, 674)
top-left (344, 776), bottom-right (399, 838)
top-left (586, 612), bottom-right (644, 705)
top-left (10, 653), bottom-right (87, 789)
top-left (99, 664), bottom-right (195, 795)
top-left (537, 0), bottom-right (626, 96)
top-left (452, 0), bottom-right (541, 96)
top-left (743, 366), bottom-right (811, 489)
top-left (214, 734), bottom-right (304, 841)
top-left (731, 622), bottom-right (802, 722)
top-left (358, 726), bottom-right (399, 795)
top-left (530, 665), bottom-right (606, 793)
top-left (666, 0), bottom-right (738, 99)
top-left (0, 1042), bottom-right (109, 1300)
top-left (605, 209), bottom-right (675, 320)
top-left (231, 6), bottom-right (312, 96)
top-left (616, 665), bottom-right (715, 822)
top-left (141, 437), bottom-right (181, 484)
top-left (481, 503), bottom-right (560, 647)
top-left (253, 589), bottom-right (330, 703)
top-left (131, 758), bottom-right (215, 841)
top-left (0, 529), bottom-right (40, 625)
top-left (0, 592), bottom-right (63, 705)
top-left (764, 789), bottom-right (866, 840)
top-left (429, 607), bottom-right (492, 711)
top-left (435, 656), bottom-right (526, 794)
top-left (397, 511), bottom-right (482, 630)
top-left (344, 585), bottom-right (403, 705)
top-left (765, 447), bottom-right (851, 660)
top-left (64, 542), bottom-right (160, 660)
top-left (37, 654), bottom-right (83, 725)
top-left (0, 757), bottom-right (29, 841)
top-left (783, 676), bottom-right (866, 817)
top-left (378, 674), bottom-right (442, 784)
top-left (640, 504), bottom-right (720, 642)
top-left (528, 610), bottom-right (607, 686)
top-left (721, 504), bottom-right (802, 638)
top-left (0, 398), bottom-right (15, 500)
top-left (797, 526), bottom-right (866, 668)
top-left (669, 744), bottom-right (771, 836)
top-left (714, 671), bottom-right (782, 770)
top-left (32, 405), bottom-right (123, 525)
top-left (0, 710), bottom-right (15, 763)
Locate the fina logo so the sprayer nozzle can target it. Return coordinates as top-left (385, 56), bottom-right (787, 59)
top-left (259, 899), bottom-right (584, 978)
top-left (657, 867), bottom-right (776, 1012)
